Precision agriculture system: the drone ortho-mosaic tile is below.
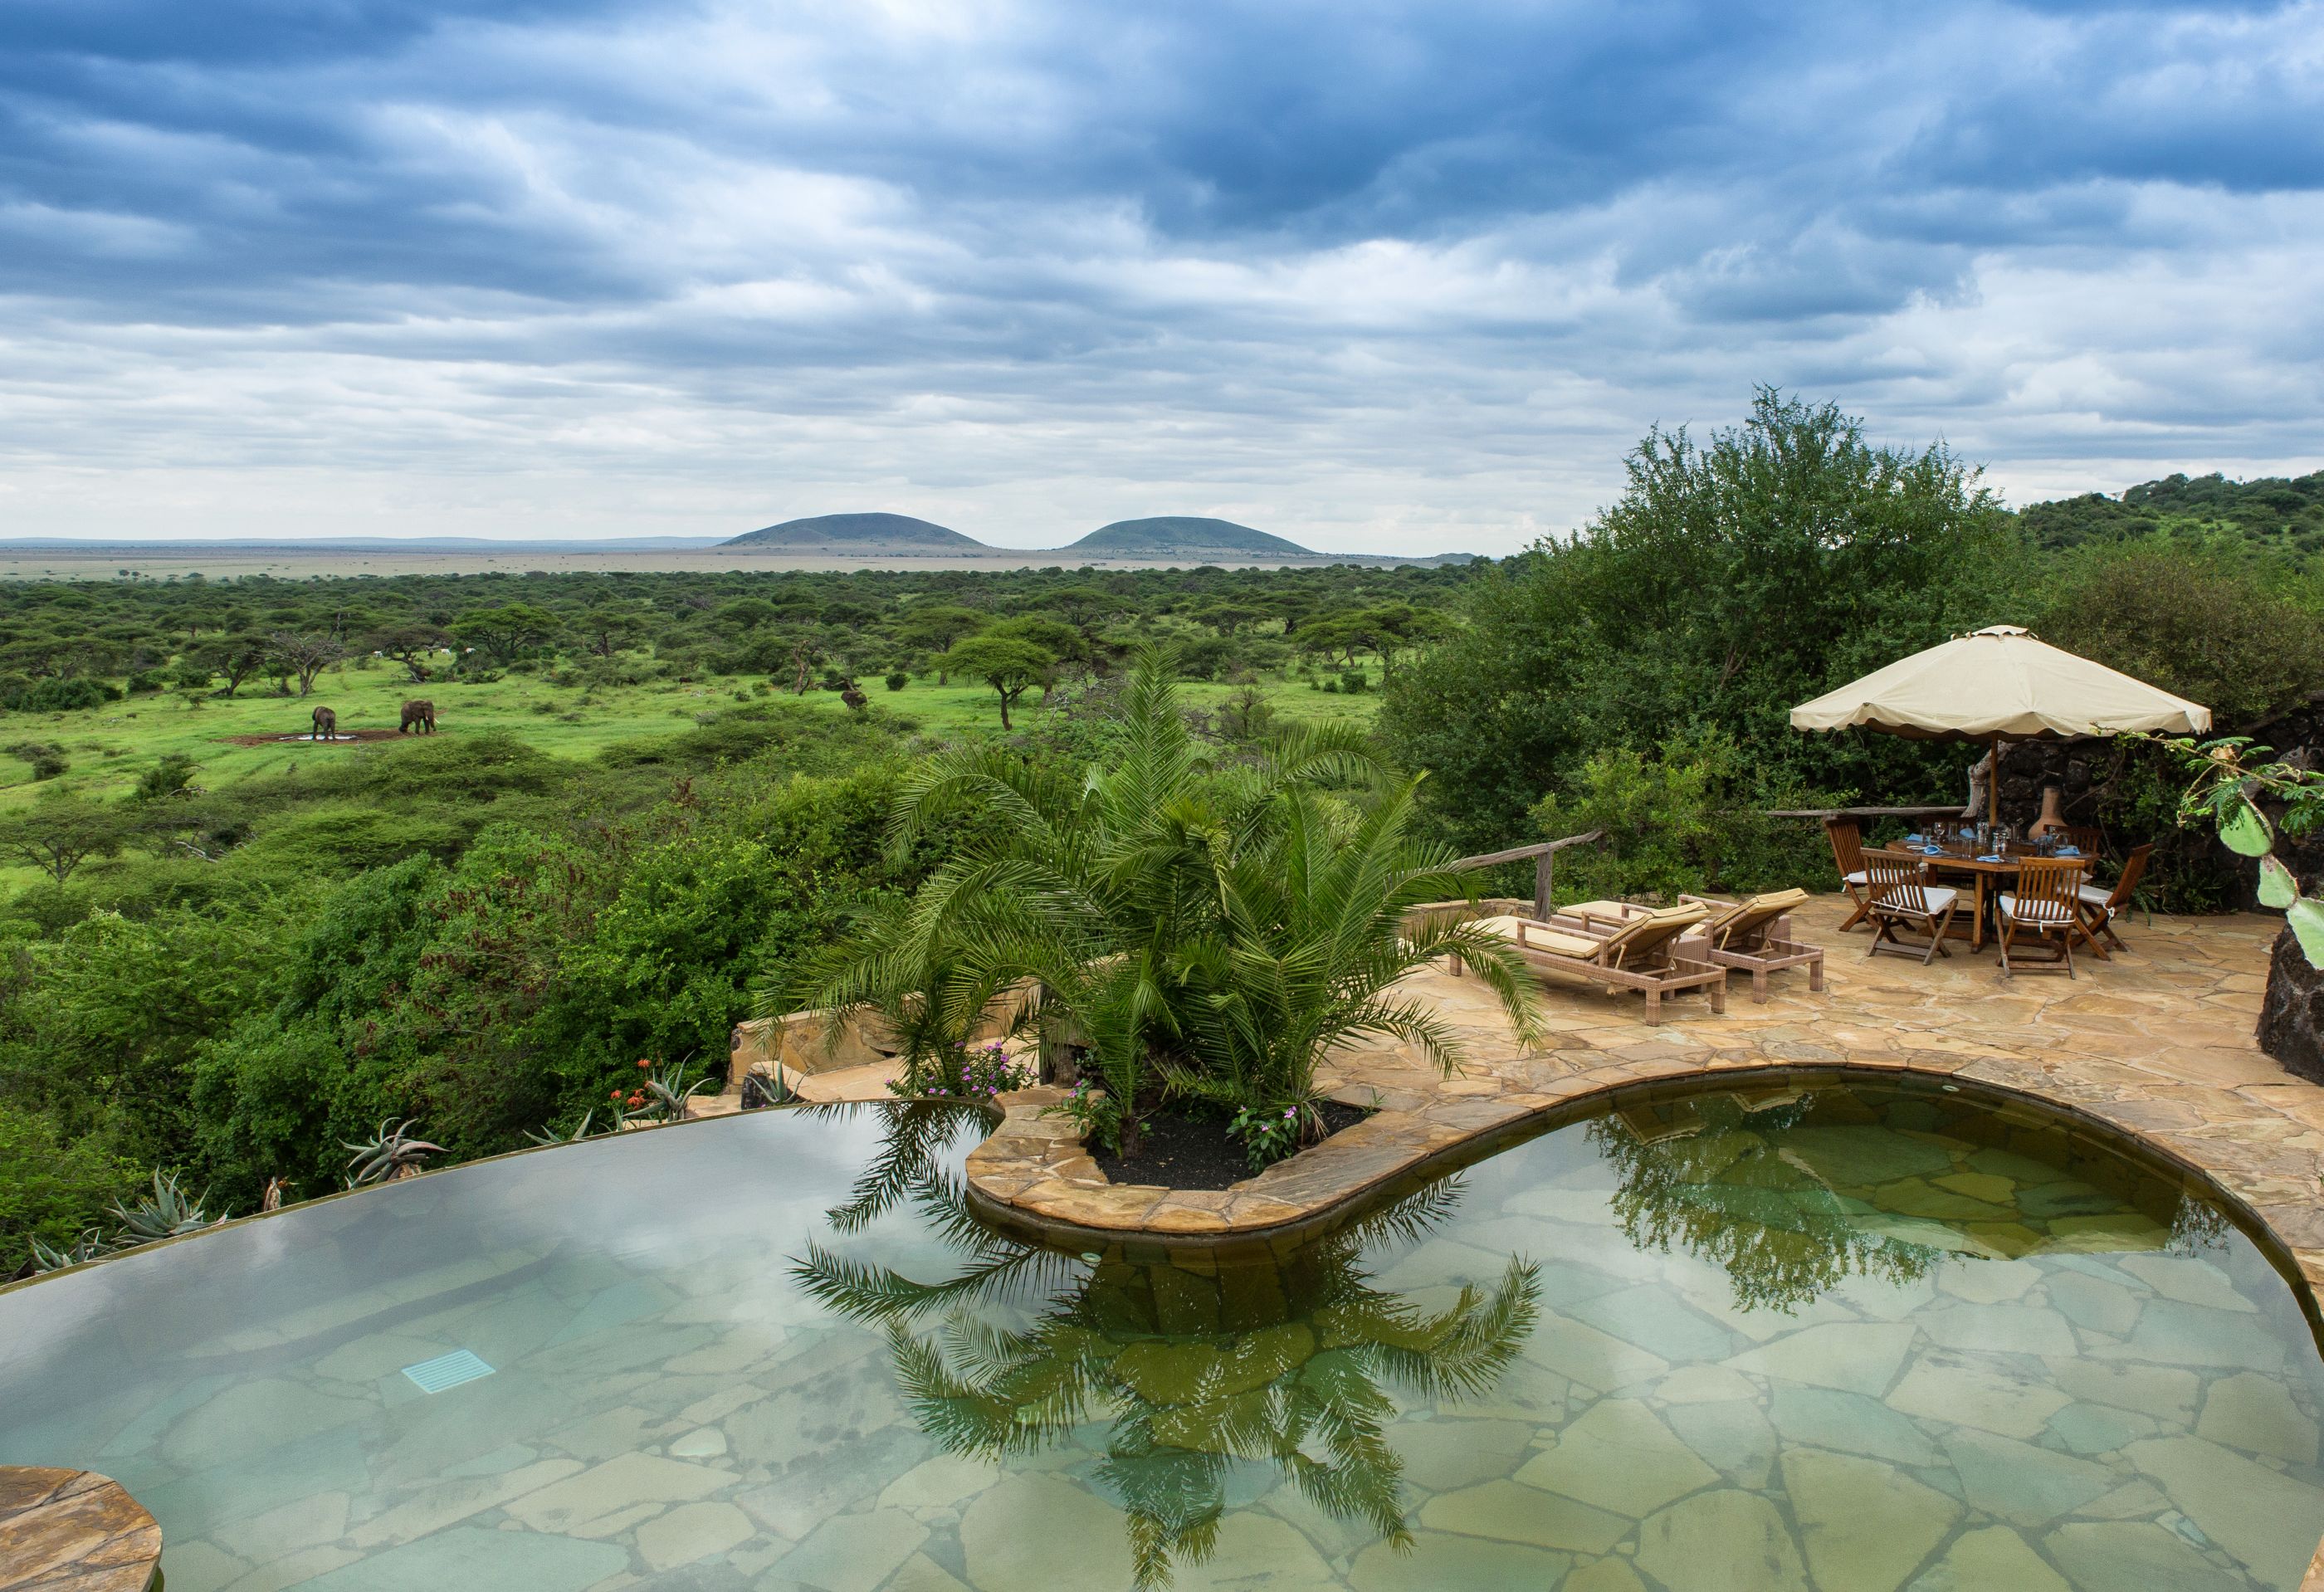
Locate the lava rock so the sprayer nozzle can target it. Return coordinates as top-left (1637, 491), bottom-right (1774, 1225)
top-left (2258, 925), bottom-right (2324, 1082)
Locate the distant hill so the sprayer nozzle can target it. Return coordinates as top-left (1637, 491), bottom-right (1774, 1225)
top-left (2020, 471), bottom-right (2324, 557)
top-left (723, 513), bottom-right (981, 551)
top-left (1064, 516), bottom-right (1316, 558)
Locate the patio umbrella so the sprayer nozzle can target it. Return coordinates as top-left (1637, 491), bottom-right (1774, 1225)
top-left (1789, 626), bottom-right (2211, 823)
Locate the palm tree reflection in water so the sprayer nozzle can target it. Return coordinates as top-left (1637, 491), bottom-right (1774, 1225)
top-left (1590, 1091), bottom-right (1948, 1314)
top-left (790, 1104), bottom-right (1541, 1590)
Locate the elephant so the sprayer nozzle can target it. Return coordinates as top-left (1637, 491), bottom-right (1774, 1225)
top-left (311, 705), bottom-right (337, 740)
top-left (399, 698), bottom-right (437, 735)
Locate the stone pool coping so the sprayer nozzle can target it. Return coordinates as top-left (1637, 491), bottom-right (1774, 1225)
top-left (962, 897), bottom-right (2324, 1296)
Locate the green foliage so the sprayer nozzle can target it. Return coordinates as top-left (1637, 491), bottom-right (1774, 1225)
top-left (0, 1105), bottom-right (139, 1274)
top-left (6, 741), bottom-right (69, 780)
top-left (2022, 470), bottom-right (2324, 559)
top-left (803, 655), bottom-right (1537, 1155)
top-left (938, 632), bottom-right (1059, 729)
top-left (1380, 389), bottom-right (2026, 852)
top-left (1531, 728), bottom-right (1835, 901)
top-left (2155, 736), bottom-right (2324, 968)
top-left (2042, 543), bottom-right (2324, 727)
top-left (131, 753), bottom-right (200, 801)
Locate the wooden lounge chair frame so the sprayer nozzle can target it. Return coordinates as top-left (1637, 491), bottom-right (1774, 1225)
top-left (1678, 890), bottom-right (1825, 1003)
top-left (1457, 906), bottom-right (1726, 1025)
top-left (1826, 818), bottom-right (1874, 930)
top-left (2072, 842), bottom-right (2151, 959)
top-left (1999, 857), bottom-right (2088, 978)
top-left (1863, 855), bottom-right (1959, 965)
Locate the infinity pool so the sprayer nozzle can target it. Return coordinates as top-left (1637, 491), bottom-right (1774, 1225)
top-left (3, 1074), bottom-right (2321, 1591)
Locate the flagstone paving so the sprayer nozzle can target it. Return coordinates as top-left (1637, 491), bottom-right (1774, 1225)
top-left (964, 897), bottom-right (2319, 1277)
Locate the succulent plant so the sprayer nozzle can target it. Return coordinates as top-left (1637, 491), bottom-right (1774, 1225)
top-left (741, 1066), bottom-right (802, 1109)
top-left (617, 1057), bottom-right (712, 1124)
top-left (110, 1169), bottom-right (225, 1244)
top-left (29, 1228), bottom-right (113, 1274)
top-left (523, 1111), bottom-right (598, 1146)
top-left (344, 1118), bottom-right (446, 1187)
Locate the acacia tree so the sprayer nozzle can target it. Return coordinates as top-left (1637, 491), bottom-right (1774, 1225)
top-left (266, 631), bottom-right (344, 697)
top-left (0, 796), bottom-right (131, 889)
top-left (451, 603), bottom-right (562, 667)
top-left (367, 623), bottom-right (451, 684)
top-left (938, 634), bottom-right (1056, 730)
top-left (194, 632), bottom-right (270, 697)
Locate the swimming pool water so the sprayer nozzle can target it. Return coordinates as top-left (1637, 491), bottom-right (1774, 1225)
top-left (2, 1074), bottom-right (2320, 1591)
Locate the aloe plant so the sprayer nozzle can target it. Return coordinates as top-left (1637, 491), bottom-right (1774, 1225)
top-left (523, 1111), bottom-right (598, 1146)
top-left (110, 1169), bottom-right (226, 1243)
top-left (617, 1057), bottom-right (712, 1124)
top-left (29, 1228), bottom-right (113, 1274)
top-left (344, 1118), bottom-right (445, 1186)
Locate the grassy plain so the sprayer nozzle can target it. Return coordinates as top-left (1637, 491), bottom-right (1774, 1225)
top-left (0, 662), bottom-right (1383, 809)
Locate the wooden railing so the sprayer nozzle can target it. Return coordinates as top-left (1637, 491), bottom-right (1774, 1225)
top-left (1448, 830), bottom-right (1604, 918)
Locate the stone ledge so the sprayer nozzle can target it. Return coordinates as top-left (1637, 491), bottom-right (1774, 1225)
top-left (0, 1467), bottom-right (161, 1592)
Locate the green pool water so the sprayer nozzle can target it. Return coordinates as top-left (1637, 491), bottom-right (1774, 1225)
top-left (3, 1073), bottom-right (2322, 1591)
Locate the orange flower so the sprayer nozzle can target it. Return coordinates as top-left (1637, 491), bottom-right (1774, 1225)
top-left (637, 1058), bottom-right (653, 1069)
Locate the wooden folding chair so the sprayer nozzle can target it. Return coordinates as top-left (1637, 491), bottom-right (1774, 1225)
top-left (1863, 854), bottom-right (1959, 964)
top-left (1998, 857), bottom-right (2089, 977)
top-left (1827, 818), bottom-right (1873, 930)
top-left (2073, 842), bottom-right (2151, 958)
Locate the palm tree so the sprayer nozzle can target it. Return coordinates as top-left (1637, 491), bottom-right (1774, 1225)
top-left (793, 1160), bottom-right (1540, 1591)
top-left (792, 650), bottom-right (1540, 1157)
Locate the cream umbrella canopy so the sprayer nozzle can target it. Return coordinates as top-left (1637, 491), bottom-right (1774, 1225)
top-left (1790, 626), bottom-right (2211, 823)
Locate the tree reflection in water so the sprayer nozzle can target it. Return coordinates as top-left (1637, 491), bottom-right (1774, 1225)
top-left (790, 1104), bottom-right (1540, 1590)
top-left (1589, 1090), bottom-right (1948, 1313)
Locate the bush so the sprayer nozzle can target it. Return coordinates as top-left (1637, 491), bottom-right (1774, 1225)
top-left (132, 754), bottom-right (199, 801)
top-left (5, 742), bottom-right (68, 780)
top-left (1340, 670), bottom-right (1368, 694)
top-left (2, 678), bottom-right (119, 713)
top-left (125, 670), bottom-right (168, 695)
top-left (2043, 543), bottom-right (2324, 727)
top-left (1531, 728), bottom-right (1837, 902)
top-left (885, 671), bottom-right (909, 691)
top-left (173, 664), bottom-right (215, 690)
top-left (0, 1105), bottom-right (140, 1276)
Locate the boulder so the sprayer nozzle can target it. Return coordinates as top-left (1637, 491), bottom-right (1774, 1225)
top-left (2258, 925), bottom-right (2324, 1082)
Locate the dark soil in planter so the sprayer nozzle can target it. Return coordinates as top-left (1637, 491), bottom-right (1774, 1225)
top-left (1092, 1099), bottom-right (1374, 1192)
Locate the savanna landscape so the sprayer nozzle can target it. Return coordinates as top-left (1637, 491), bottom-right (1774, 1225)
top-left (2, 394), bottom-right (2320, 1277)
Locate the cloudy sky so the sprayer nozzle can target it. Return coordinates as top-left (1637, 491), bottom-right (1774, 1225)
top-left (2, 0), bottom-right (2318, 553)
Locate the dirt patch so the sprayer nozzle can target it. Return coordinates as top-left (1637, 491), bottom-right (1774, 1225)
top-left (1091, 1099), bottom-right (1374, 1191)
top-left (220, 728), bottom-right (413, 746)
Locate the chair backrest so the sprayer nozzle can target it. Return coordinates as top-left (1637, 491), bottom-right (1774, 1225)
top-left (2064, 824), bottom-right (2107, 857)
top-left (1863, 854), bottom-right (1936, 916)
top-left (1825, 818), bottom-right (1865, 877)
top-left (1697, 887), bottom-right (1811, 950)
top-left (1594, 901), bottom-right (1711, 969)
top-left (2012, 857), bottom-right (2087, 925)
top-left (2106, 843), bottom-right (2153, 910)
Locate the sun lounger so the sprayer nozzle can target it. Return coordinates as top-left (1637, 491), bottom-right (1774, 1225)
top-left (1677, 888), bottom-right (1824, 1002)
top-left (1459, 901), bottom-right (1726, 1024)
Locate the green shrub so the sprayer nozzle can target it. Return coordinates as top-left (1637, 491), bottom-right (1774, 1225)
top-left (885, 671), bottom-right (909, 691)
top-left (2043, 542), bottom-right (2324, 727)
top-left (1531, 728), bottom-right (1836, 902)
top-left (0, 1105), bottom-right (141, 1277)
top-left (5, 741), bottom-right (68, 780)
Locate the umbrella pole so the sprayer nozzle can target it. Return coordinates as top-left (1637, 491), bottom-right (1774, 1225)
top-left (1989, 735), bottom-right (2002, 828)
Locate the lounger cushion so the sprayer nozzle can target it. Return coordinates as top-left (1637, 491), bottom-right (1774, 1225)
top-left (1998, 893), bottom-right (2073, 925)
top-left (1468, 916), bottom-right (1605, 960)
top-left (1561, 900), bottom-right (1642, 922)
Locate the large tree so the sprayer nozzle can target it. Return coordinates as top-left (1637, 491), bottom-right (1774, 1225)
top-left (938, 634), bottom-right (1056, 729)
top-left (1379, 390), bottom-right (2027, 851)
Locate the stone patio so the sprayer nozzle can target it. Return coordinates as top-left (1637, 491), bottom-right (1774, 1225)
top-left (962, 896), bottom-right (2323, 1287)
